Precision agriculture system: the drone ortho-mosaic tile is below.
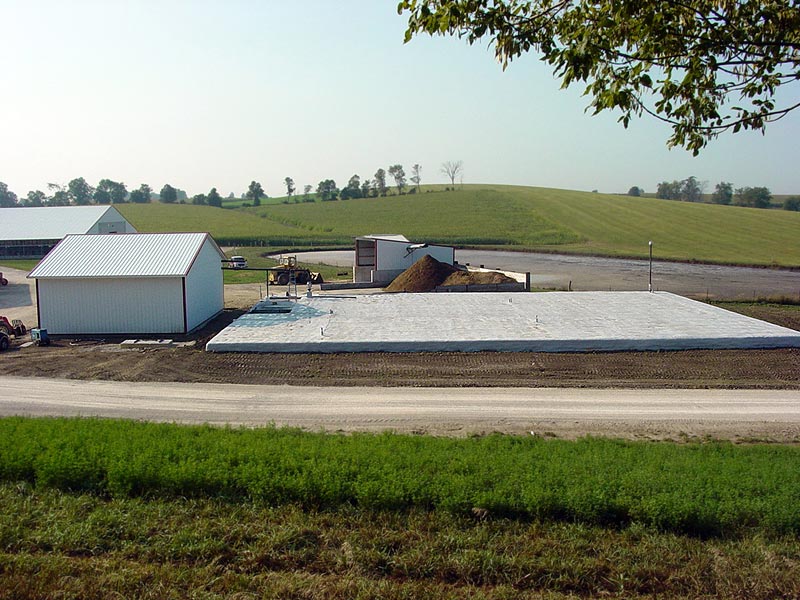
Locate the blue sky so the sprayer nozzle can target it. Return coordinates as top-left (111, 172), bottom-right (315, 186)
top-left (2, 0), bottom-right (798, 197)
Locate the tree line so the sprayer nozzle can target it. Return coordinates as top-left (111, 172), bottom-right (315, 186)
top-left (0, 178), bottom-right (226, 208)
top-left (627, 178), bottom-right (799, 211)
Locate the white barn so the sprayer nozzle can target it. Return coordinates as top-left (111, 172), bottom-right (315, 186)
top-left (28, 233), bottom-right (224, 335)
top-left (0, 206), bottom-right (136, 258)
top-left (354, 234), bottom-right (455, 284)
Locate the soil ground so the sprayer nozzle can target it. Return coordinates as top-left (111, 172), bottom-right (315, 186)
top-left (1, 277), bottom-right (798, 389)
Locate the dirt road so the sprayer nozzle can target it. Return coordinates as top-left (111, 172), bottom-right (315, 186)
top-left (289, 249), bottom-right (800, 299)
top-left (2, 376), bottom-right (799, 440)
top-left (0, 266), bottom-right (36, 326)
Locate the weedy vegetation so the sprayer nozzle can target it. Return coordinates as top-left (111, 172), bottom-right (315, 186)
top-left (1, 418), bottom-right (799, 537)
top-left (2, 419), bottom-right (800, 599)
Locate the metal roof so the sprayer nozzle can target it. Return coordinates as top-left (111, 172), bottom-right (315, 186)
top-left (29, 233), bottom-right (224, 279)
top-left (0, 206), bottom-right (131, 241)
top-left (357, 234), bottom-right (410, 242)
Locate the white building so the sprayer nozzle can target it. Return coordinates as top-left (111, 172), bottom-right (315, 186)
top-left (0, 206), bottom-right (137, 258)
top-left (29, 233), bottom-right (224, 335)
top-left (354, 234), bottom-right (455, 283)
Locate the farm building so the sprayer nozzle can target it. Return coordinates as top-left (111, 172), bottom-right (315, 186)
top-left (28, 232), bottom-right (224, 335)
top-left (0, 206), bottom-right (136, 259)
top-left (354, 234), bottom-right (455, 283)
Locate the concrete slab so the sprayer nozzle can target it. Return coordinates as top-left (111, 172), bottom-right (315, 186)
top-left (205, 292), bottom-right (800, 353)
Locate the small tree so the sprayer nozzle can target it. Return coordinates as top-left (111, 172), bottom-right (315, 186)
top-left (191, 194), bottom-right (207, 205)
top-left (360, 178), bottom-right (371, 199)
top-left (373, 168), bottom-right (388, 197)
top-left (734, 186), bottom-right (772, 209)
top-left (341, 174), bottom-right (362, 200)
top-left (783, 196), bottom-right (800, 211)
top-left (207, 187), bottom-right (222, 208)
top-left (410, 164), bottom-right (422, 192)
top-left (681, 176), bottom-right (702, 202)
top-left (129, 184), bottom-right (151, 204)
top-left (0, 182), bottom-right (18, 207)
top-left (246, 181), bottom-right (265, 207)
top-left (67, 177), bottom-right (94, 205)
top-left (656, 181), bottom-right (681, 200)
top-left (160, 184), bottom-right (178, 204)
top-left (303, 185), bottom-right (312, 201)
top-left (441, 160), bottom-right (463, 186)
top-left (711, 182), bottom-right (733, 205)
top-left (25, 190), bottom-right (46, 207)
top-left (388, 165), bottom-right (407, 194)
top-left (46, 183), bottom-right (70, 206)
top-left (316, 179), bottom-right (339, 201)
top-left (627, 186), bottom-right (642, 197)
top-left (284, 177), bottom-right (295, 199)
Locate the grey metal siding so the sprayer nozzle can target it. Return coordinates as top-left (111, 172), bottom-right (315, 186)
top-left (183, 240), bottom-right (224, 331)
top-left (38, 277), bottom-right (185, 334)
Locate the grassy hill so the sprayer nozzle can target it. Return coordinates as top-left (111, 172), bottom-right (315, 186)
top-left (118, 185), bottom-right (800, 267)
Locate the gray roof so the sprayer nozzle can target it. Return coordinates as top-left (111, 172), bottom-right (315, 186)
top-left (0, 206), bottom-right (130, 241)
top-left (29, 233), bottom-right (224, 279)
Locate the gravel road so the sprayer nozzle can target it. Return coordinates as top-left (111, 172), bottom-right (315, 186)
top-left (3, 376), bottom-right (799, 440)
top-left (287, 249), bottom-right (800, 299)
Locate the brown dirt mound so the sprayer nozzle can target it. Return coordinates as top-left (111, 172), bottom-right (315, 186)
top-left (441, 270), bottom-right (516, 286)
top-left (386, 255), bottom-right (459, 292)
top-left (386, 255), bottom-right (517, 292)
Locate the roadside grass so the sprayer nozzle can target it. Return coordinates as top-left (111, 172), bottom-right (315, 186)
top-left (0, 259), bottom-right (40, 272)
top-left (2, 418), bottom-right (800, 537)
top-left (117, 185), bottom-right (800, 266)
top-left (1, 483), bottom-right (799, 599)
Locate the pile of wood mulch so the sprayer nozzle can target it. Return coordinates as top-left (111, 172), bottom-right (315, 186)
top-left (385, 255), bottom-right (515, 292)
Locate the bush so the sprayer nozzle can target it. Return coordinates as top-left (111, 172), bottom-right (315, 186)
top-left (783, 196), bottom-right (800, 211)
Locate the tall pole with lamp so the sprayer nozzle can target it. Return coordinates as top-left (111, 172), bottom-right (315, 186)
top-left (648, 241), bottom-right (653, 292)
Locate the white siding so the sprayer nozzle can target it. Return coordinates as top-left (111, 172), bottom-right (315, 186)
top-left (184, 239), bottom-right (224, 331)
top-left (375, 240), bottom-right (454, 271)
top-left (38, 278), bottom-right (184, 334)
top-left (89, 206), bottom-right (137, 234)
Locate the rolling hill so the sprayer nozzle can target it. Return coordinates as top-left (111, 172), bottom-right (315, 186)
top-left (118, 185), bottom-right (800, 267)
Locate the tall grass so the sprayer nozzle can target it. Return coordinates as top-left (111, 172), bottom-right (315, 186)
top-left (1, 418), bottom-right (799, 537)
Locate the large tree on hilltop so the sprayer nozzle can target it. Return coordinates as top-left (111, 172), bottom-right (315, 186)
top-left (399, 0), bottom-right (800, 154)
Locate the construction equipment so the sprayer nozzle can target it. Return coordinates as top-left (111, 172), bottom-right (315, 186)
top-left (0, 272), bottom-right (7, 286)
top-left (0, 316), bottom-right (26, 337)
top-left (268, 256), bottom-right (323, 286)
top-left (30, 328), bottom-right (51, 346)
top-left (0, 331), bottom-right (9, 351)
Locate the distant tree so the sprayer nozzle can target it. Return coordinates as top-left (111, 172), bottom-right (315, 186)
top-left (227, 192), bottom-right (235, 199)
top-left (627, 186), bottom-right (642, 197)
top-left (0, 182), bottom-right (18, 207)
top-left (316, 179), bottom-right (339, 201)
top-left (388, 165), bottom-right (407, 194)
top-left (341, 174), bottom-right (362, 200)
top-left (711, 182), bottom-right (733, 205)
top-left (191, 194), bottom-right (207, 205)
top-left (373, 168), bottom-right (388, 197)
top-left (783, 196), bottom-right (800, 211)
top-left (360, 178), bottom-right (371, 199)
top-left (734, 186), bottom-right (772, 209)
top-left (410, 163), bottom-right (422, 192)
top-left (25, 190), bottom-right (46, 207)
top-left (160, 184), bottom-right (178, 204)
top-left (656, 181), bottom-right (681, 200)
top-left (681, 176), bottom-right (703, 202)
top-left (46, 183), bottom-right (70, 206)
top-left (207, 187), bottom-right (222, 208)
top-left (95, 179), bottom-right (126, 204)
top-left (246, 181), bottom-right (265, 207)
top-left (441, 161), bottom-right (463, 187)
top-left (67, 177), bottom-right (94, 205)
top-left (303, 184), bottom-right (312, 201)
top-left (284, 177), bottom-right (295, 199)
top-left (129, 183), bottom-right (152, 204)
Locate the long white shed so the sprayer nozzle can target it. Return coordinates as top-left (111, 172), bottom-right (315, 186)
top-left (28, 233), bottom-right (225, 335)
top-left (0, 206), bottom-right (136, 258)
top-left (354, 234), bottom-right (455, 283)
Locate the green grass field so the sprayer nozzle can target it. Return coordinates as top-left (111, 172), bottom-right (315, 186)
top-left (117, 185), bottom-right (800, 266)
top-left (2, 418), bottom-right (799, 537)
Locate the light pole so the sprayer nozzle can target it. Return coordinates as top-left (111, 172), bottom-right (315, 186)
top-left (648, 240), bottom-right (653, 293)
